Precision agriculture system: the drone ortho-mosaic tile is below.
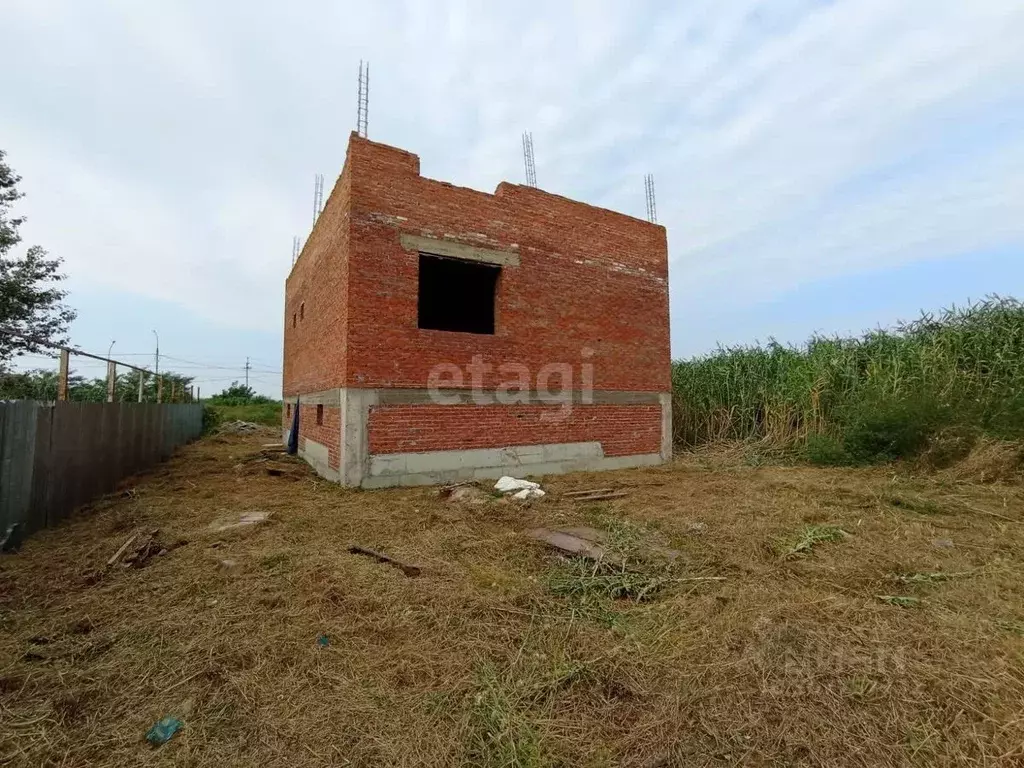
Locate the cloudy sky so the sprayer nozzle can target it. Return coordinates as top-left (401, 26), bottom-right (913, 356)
top-left (3, 0), bottom-right (1023, 395)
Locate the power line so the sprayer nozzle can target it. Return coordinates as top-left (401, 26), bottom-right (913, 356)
top-left (187, 376), bottom-right (279, 384)
top-left (99, 353), bottom-right (279, 373)
top-left (7, 345), bottom-right (281, 376)
top-left (0, 325), bottom-right (154, 375)
top-left (143, 363), bottom-right (281, 374)
top-left (159, 354), bottom-right (280, 373)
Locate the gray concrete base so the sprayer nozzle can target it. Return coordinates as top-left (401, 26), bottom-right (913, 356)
top-left (285, 386), bottom-right (672, 488)
top-left (300, 437), bottom-right (340, 482)
top-left (284, 426), bottom-right (341, 482)
top-left (362, 443), bottom-right (662, 488)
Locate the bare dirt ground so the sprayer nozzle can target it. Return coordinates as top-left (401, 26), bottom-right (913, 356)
top-left (1, 433), bottom-right (1023, 767)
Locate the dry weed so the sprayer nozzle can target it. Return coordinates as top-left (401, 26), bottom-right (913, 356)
top-left (0, 438), bottom-right (1022, 765)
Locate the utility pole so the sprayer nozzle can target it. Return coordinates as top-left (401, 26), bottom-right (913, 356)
top-left (152, 329), bottom-right (160, 379)
top-left (245, 356), bottom-right (251, 388)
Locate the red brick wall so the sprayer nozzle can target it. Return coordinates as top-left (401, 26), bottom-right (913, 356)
top-left (343, 134), bottom-right (670, 393)
top-left (368, 404), bottom-right (661, 457)
top-left (282, 164), bottom-right (352, 397)
top-left (284, 402), bottom-right (340, 470)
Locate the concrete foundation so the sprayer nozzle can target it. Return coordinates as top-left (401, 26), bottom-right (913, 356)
top-left (300, 437), bottom-right (339, 482)
top-left (287, 387), bottom-right (672, 488)
top-left (364, 442), bottom-right (662, 488)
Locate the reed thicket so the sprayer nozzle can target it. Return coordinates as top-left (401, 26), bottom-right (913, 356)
top-left (672, 297), bottom-right (1024, 463)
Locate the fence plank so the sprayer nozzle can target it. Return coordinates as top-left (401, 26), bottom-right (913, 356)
top-left (0, 403), bottom-right (37, 534)
top-left (0, 402), bottom-right (203, 540)
top-left (31, 406), bottom-right (53, 532)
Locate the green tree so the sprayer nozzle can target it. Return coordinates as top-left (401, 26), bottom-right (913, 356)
top-left (0, 368), bottom-right (67, 400)
top-left (0, 366), bottom-right (194, 403)
top-left (213, 381), bottom-right (257, 402)
top-left (0, 150), bottom-right (75, 367)
top-left (209, 381), bottom-right (273, 406)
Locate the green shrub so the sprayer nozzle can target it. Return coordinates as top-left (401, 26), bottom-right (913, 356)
top-left (840, 394), bottom-right (949, 463)
top-left (804, 433), bottom-right (850, 466)
top-left (202, 405), bottom-right (222, 434)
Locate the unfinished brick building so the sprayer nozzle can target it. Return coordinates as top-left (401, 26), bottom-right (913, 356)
top-left (282, 132), bottom-right (670, 487)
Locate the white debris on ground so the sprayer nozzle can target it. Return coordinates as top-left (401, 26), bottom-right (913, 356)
top-left (218, 420), bottom-right (263, 435)
top-left (512, 487), bottom-right (545, 500)
top-left (208, 511), bottom-right (273, 533)
top-left (494, 476), bottom-right (545, 500)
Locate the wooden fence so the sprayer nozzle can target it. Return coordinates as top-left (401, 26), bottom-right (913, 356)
top-left (0, 401), bottom-right (203, 537)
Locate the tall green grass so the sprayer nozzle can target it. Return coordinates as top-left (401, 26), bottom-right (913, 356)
top-left (205, 402), bottom-right (283, 428)
top-left (672, 297), bottom-right (1024, 462)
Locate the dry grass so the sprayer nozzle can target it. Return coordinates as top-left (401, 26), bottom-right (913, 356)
top-left (2, 434), bottom-right (1024, 766)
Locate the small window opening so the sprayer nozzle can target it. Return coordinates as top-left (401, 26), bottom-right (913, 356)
top-left (292, 313), bottom-right (296, 328)
top-left (316, 404), bottom-right (324, 425)
top-left (417, 253), bottom-right (499, 334)
top-left (286, 403), bottom-right (291, 417)
top-left (300, 302), bottom-right (305, 320)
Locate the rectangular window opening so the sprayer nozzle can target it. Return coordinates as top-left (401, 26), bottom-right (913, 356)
top-left (316, 403), bottom-right (324, 425)
top-left (417, 253), bottom-right (499, 335)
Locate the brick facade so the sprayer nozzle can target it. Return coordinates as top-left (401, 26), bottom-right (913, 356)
top-left (287, 402), bottom-right (340, 470)
top-left (282, 132), bottom-right (671, 487)
top-left (368, 404), bottom-right (662, 456)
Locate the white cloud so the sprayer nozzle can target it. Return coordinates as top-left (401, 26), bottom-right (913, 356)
top-left (1, 0), bottom-right (1022, 347)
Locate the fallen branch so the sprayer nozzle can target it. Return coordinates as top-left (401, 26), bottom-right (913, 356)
top-left (567, 491), bottom-right (628, 502)
top-left (563, 487), bottom-right (615, 497)
top-left (106, 532), bottom-right (139, 567)
top-left (958, 502), bottom-right (1017, 523)
top-left (347, 545), bottom-right (421, 577)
